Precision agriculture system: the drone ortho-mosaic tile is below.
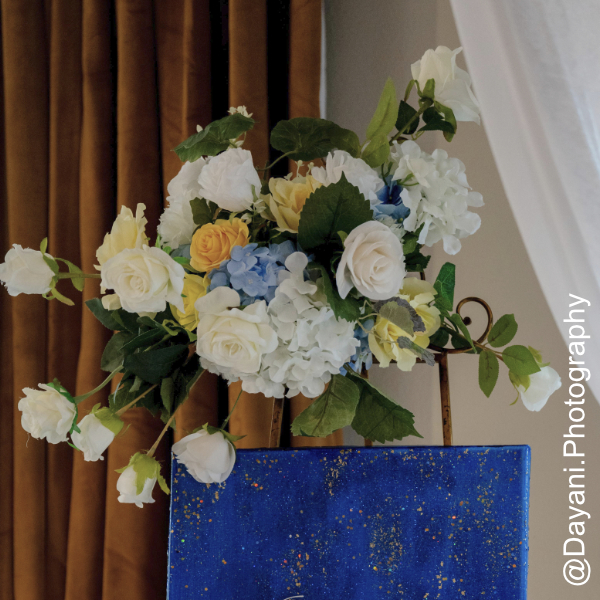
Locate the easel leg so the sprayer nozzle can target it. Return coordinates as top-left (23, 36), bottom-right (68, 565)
top-left (437, 352), bottom-right (453, 446)
top-left (269, 397), bottom-right (285, 448)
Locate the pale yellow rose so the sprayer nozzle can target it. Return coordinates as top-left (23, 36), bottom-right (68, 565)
top-left (264, 175), bottom-right (321, 233)
top-left (96, 204), bottom-right (148, 267)
top-left (190, 218), bottom-right (249, 273)
top-left (369, 278), bottom-right (441, 371)
top-left (172, 273), bottom-right (210, 331)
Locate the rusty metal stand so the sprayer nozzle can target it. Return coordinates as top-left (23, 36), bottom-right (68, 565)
top-left (269, 397), bottom-right (285, 448)
top-left (436, 352), bottom-right (453, 446)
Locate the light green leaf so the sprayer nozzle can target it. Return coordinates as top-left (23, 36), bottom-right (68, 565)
top-left (361, 134), bottom-right (390, 167)
top-left (40, 238), bottom-right (48, 254)
top-left (57, 258), bottom-right (85, 291)
top-left (509, 370), bottom-right (531, 392)
top-left (366, 77), bottom-right (398, 140)
top-left (297, 173), bottom-right (373, 250)
top-left (50, 287), bottom-right (74, 306)
top-left (348, 371), bottom-right (422, 443)
top-left (433, 262), bottom-right (455, 312)
top-left (291, 374), bottom-right (360, 437)
top-left (528, 346), bottom-right (543, 365)
top-left (502, 345), bottom-right (541, 376)
top-left (479, 350), bottom-right (499, 398)
top-left (488, 314), bottom-right (518, 348)
top-left (93, 406), bottom-right (125, 437)
top-left (43, 254), bottom-right (59, 275)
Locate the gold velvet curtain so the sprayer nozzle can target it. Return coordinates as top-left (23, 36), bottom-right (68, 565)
top-left (0, 1), bottom-right (336, 599)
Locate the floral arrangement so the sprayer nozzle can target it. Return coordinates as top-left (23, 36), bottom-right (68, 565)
top-left (1, 46), bottom-right (561, 508)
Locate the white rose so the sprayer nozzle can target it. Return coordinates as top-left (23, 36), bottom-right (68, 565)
top-left (71, 408), bottom-right (123, 462)
top-left (116, 453), bottom-right (167, 508)
top-left (197, 147), bottom-right (261, 212)
top-left (100, 245), bottom-right (185, 314)
top-left (195, 287), bottom-right (278, 374)
top-left (517, 366), bottom-right (562, 412)
top-left (167, 158), bottom-right (207, 200)
top-left (157, 196), bottom-right (195, 250)
top-left (336, 221), bottom-right (406, 301)
top-left (311, 150), bottom-right (384, 207)
top-left (116, 465), bottom-right (156, 508)
top-left (172, 429), bottom-right (236, 484)
top-left (0, 245), bottom-right (55, 296)
top-left (18, 384), bottom-right (76, 444)
top-left (411, 46), bottom-right (481, 124)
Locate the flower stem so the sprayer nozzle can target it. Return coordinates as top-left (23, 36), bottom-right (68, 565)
top-left (221, 388), bottom-right (243, 430)
top-left (256, 151), bottom-right (292, 173)
top-left (57, 272), bottom-right (101, 279)
top-left (73, 366), bottom-right (122, 405)
top-left (115, 384), bottom-right (158, 417)
top-left (147, 410), bottom-right (178, 458)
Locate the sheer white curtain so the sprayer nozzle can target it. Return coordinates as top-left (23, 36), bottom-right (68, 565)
top-left (450, 0), bottom-right (600, 403)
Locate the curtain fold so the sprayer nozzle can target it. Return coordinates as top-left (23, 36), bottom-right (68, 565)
top-left (0, 1), bottom-right (325, 598)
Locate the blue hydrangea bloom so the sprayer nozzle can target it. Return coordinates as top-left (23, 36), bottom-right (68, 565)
top-left (209, 241), bottom-right (295, 306)
top-left (374, 181), bottom-right (410, 222)
top-left (341, 319), bottom-right (374, 375)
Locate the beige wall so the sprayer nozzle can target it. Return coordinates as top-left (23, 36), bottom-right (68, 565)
top-left (326, 1), bottom-right (600, 598)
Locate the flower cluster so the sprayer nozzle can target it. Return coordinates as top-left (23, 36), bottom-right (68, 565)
top-left (0, 46), bottom-right (561, 508)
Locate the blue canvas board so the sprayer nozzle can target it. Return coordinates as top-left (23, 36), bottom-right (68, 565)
top-left (168, 446), bottom-right (530, 599)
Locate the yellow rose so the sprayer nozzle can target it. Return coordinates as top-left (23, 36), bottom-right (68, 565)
top-left (96, 203), bottom-right (148, 267)
top-left (264, 175), bottom-right (321, 232)
top-left (172, 273), bottom-right (210, 331)
top-left (369, 278), bottom-right (441, 371)
top-left (190, 218), bottom-right (249, 273)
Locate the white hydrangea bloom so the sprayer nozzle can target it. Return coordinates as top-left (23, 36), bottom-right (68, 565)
top-left (311, 150), bottom-right (384, 207)
top-left (158, 159), bottom-right (207, 249)
top-left (201, 252), bottom-right (358, 399)
top-left (376, 215), bottom-right (406, 243)
top-left (390, 140), bottom-right (483, 255)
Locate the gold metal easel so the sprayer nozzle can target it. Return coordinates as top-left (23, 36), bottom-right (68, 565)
top-left (268, 296), bottom-right (494, 449)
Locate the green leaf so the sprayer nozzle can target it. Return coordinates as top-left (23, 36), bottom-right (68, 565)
top-left (402, 231), bottom-right (420, 255)
top-left (43, 254), bottom-right (59, 275)
top-left (123, 344), bottom-right (189, 384)
top-left (361, 134), bottom-right (390, 168)
top-left (509, 370), bottom-right (531, 392)
top-left (291, 374), bottom-right (360, 437)
top-left (121, 328), bottom-right (167, 355)
top-left (297, 173), bottom-right (373, 250)
top-left (111, 309), bottom-right (140, 334)
top-left (93, 406), bottom-right (125, 437)
top-left (50, 287), bottom-right (74, 306)
top-left (40, 238), bottom-right (48, 254)
top-left (479, 350), bottom-right (499, 398)
top-left (394, 337), bottom-right (436, 366)
top-left (429, 328), bottom-right (449, 348)
top-left (404, 249), bottom-right (431, 272)
top-left (270, 118), bottom-right (360, 161)
top-left (448, 313), bottom-right (474, 349)
top-left (101, 332), bottom-right (135, 372)
top-left (528, 346), bottom-right (543, 365)
top-left (502, 345), bottom-right (541, 376)
top-left (433, 262), bottom-right (455, 312)
top-left (395, 100), bottom-right (419, 135)
top-left (348, 371), bottom-right (422, 442)
top-left (172, 355), bottom-right (204, 410)
top-left (421, 78), bottom-right (435, 100)
top-left (160, 377), bottom-right (175, 413)
top-left (366, 77), bottom-right (398, 140)
top-left (86, 298), bottom-right (122, 330)
top-left (174, 113), bottom-right (255, 161)
top-left (56, 258), bottom-right (85, 291)
top-left (189, 197), bottom-right (216, 227)
top-left (488, 314), bottom-right (518, 348)
top-left (374, 298), bottom-right (425, 336)
top-left (308, 262), bottom-right (361, 322)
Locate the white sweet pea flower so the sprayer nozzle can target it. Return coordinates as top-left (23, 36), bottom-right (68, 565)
top-left (195, 287), bottom-right (278, 375)
top-left (336, 221), bottom-right (406, 301)
top-left (311, 150), bottom-right (384, 207)
top-left (96, 203), bottom-right (149, 267)
top-left (116, 453), bottom-right (169, 508)
top-left (18, 383), bottom-right (76, 444)
top-left (100, 245), bottom-right (185, 314)
top-left (411, 46), bottom-right (480, 124)
top-left (391, 140), bottom-right (483, 255)
top-left (172, 429), bottom-right (236, 484)
top-left (71, 407), bottom-right (123, 462)
top-left (517, 366), bottom-right (562, 412)
top-left (0, 245), bottom-right (55, 296)
top-left (197, 147), bottom-right (261, 213)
